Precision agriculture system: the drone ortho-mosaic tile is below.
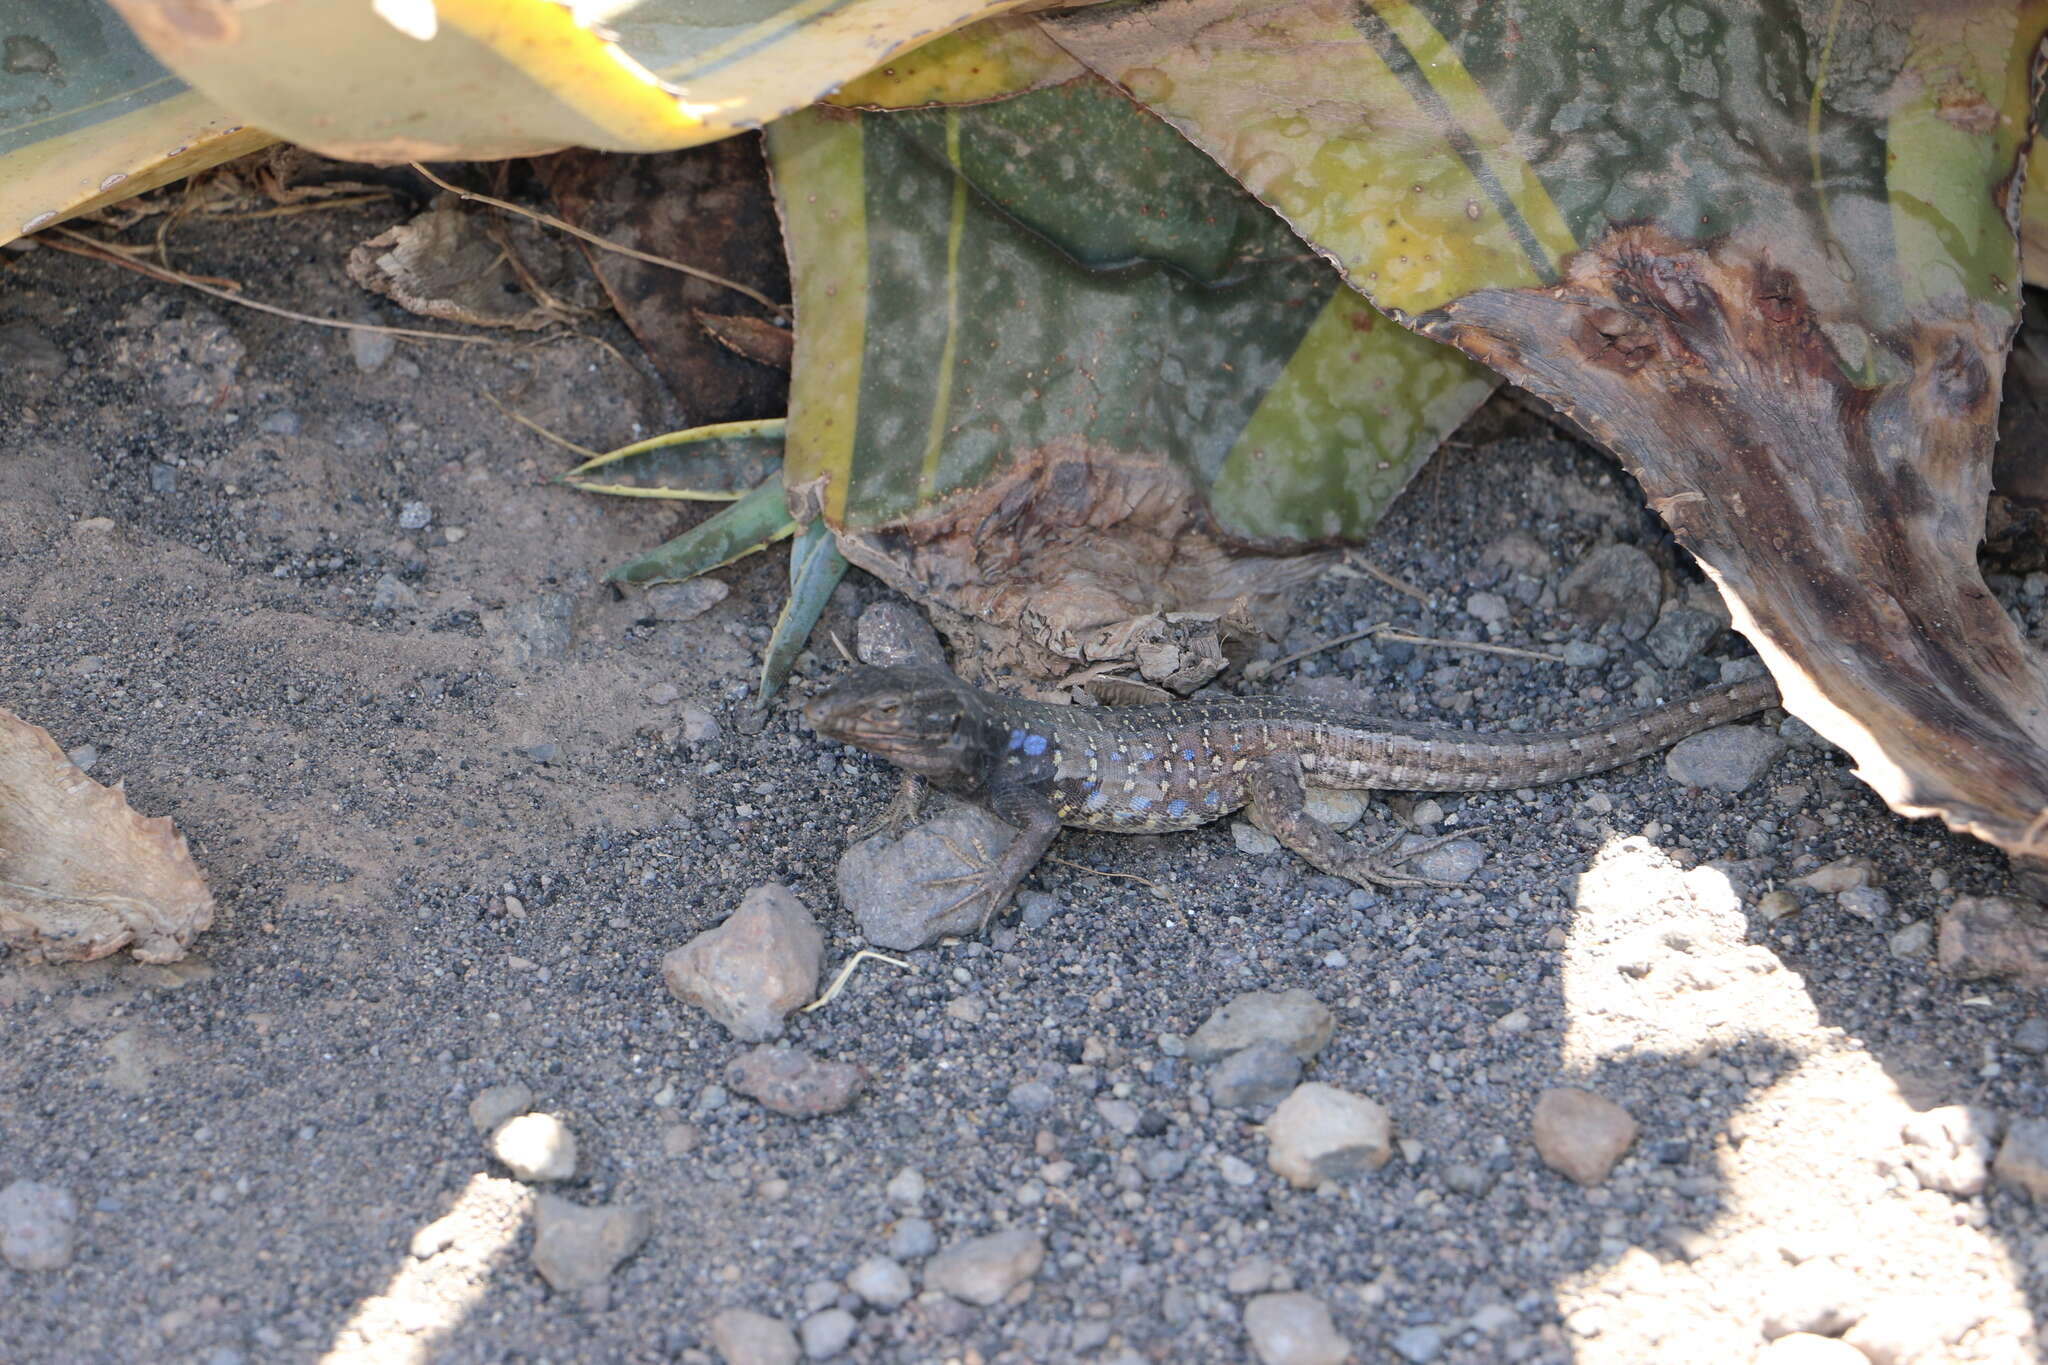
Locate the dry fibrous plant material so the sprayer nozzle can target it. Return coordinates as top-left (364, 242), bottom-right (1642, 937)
top-left (0, 708), bottom-right (215, 964)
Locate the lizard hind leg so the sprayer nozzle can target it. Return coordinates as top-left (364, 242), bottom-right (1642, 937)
top-left (924, 803), bottom-right (1062, 934)
top-left (1245, 756), bottom-right (1460, 891)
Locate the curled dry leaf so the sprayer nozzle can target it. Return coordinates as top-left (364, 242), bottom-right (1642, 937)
top-left (0, 708), bottom-right (214, 964)
top-left (797, 442), bottom-right (1325, 681)
top-left (694, 312), bottom-right (794, 370)
top-left (346, 200), bottom-right (589, 332)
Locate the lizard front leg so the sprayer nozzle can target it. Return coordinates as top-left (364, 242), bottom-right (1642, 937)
top-left (1245, 755), bottom-right (1456, 890)
top-left (853, 772), bottom-right (928, 841)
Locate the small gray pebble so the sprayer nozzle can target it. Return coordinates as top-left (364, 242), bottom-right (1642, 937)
top-left (1208, 1042), bottom-right (1302, 1112)
top-left (397, 499), bottom-right (433, 530)
top-left (925, 1228), bottom-right (1045, 1306)
top-left (371, 573), bottom-right (420, 614)
top-left (888, 1217), bottom-right (937, 1260)
top-left (1232, 821), bottom-right (1282, 856)
top-left (846, 1255), bottom-right (913, 1309)
top-left (1096, 1097), bottom-right (1141, 1134)
top-left (1443, 1163), bottom-right (1494, 1197)
top-left (1405, 837), bottom-right (1487, 884)
top-left (0, 1180), bottom-right (78, 1270)
top-left (885, 1167), bottom-right (926, 1210)
top-left (800, 1308), bottom-right (857, 1360)
top-left (65, 744), bottom-right (98, 774)
top-left (1838, 886), bottom-right (1893, 922)
top-left (1562, 641), bottom-right (1608, 668)
top-left (1665, 725), bottom-right (1785, 793)
top-left (1560, 544), bottom-right (1661, 638)
top-left (350, 328), bottom-right (396, 372)
top-left (1389, 1324), bottom-right (1446, 1364)
top-left (1243, 1291), bottom-right (1351, 1365)
top-left (708, 1309), bottom-right (800, 1365)
top-left (1889, 920), bottom-right (1934, 959)
top-left (1465, 591), bottom-right (1510, 625)
top-left (1644, 607), bottom-right (1718, 669)
top-left (148, 462), bottom-right (178, 495)
top-left (2012, 1017), bottom-right (2048, 1055)
top-left (467, 1082), bottom-right (535, 1134)
top-left (644, 579), bottom-right (729, 621)
top-left (257, 409), bottom-right (301, 436)
top-left (1188, 989), bottom-right (1335, 1062)
top-left (840, 808), bottom-right (1018, 950)
top-left (1141, 1147), bottom-right (1190, 1183)
top-left (1018, 891), bottom-right (1062, 931)
top-left (1008, 1080), bottom-right (1056, 1114)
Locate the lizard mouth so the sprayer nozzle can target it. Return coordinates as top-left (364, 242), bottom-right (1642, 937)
top-left (803, 703), bottom-right (903, 748)
top-left (824, 721), bottom-right (913, 749)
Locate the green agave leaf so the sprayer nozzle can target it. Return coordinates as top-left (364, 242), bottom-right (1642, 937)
top-left (2025, 80), bottom-right (2048, 290)
top-left (759, 518), bottom-right (850, 700)
top-left (1048, 0), bottom-right (2048, 858)
top-left (560, 419), bottom-right (786, 501)
top-left (1052, 0), bottom-right (2030, 324)
top-left (605, 472), bottom-right (795, 587)
top-left (0, 0), bottom-right (270, 243)
top-left (106, 0), bottom-right (1021, 162)
top-left (828, 12), bottom-right (1084, 110)
top-left (769, 73), bottom-right (1493, 656)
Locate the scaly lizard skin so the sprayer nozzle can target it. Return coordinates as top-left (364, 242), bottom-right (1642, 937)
top-left (806, 647), bottom-right (1778, 927)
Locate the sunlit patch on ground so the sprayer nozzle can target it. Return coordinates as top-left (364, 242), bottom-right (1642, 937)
top-left (1555, 837), bottom-right (2035, 1363)
top-left (321, 1174), bottom-right (533, 1364)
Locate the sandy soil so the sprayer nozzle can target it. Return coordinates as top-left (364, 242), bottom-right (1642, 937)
top-left (2, 187), bottom-right (2046, 1365)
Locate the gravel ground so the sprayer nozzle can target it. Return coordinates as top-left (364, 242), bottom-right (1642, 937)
top-left (3, 203), bottom-right (2047, 1365)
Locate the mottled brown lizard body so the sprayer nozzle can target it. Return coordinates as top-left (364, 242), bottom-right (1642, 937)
top-left (806, 662), bottom-right (1779, 926)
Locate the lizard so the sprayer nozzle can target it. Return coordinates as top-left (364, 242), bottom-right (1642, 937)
top-left (805, 604), bottom-right (1780, 928)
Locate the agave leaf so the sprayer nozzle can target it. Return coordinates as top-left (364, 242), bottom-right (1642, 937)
top-left (1050, 0), bottom-right (2048, 860)
top-left (561, 420), bottom-right (787, 501)
top-left (828, 12), bottom-right (1084, 109)
top-left (0, 0), bottom-right (270, 244)
top-left (768, 71), bottom-right (1492, 675)
top-left (605, 472), bottom-right (795, 587)
top-left (759, 519), bottom-right (850, 699)
top-left (104, 0), bottom-right (1026, 163)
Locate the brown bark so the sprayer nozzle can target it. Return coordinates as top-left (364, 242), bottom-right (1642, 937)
top-left (1421, 226), bottom-right (2048, 855)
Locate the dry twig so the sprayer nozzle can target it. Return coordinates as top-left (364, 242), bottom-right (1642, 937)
top-left (804, 949), bottom-right (916, 1012)
top-left (44, 229), bottom-right (499, 346)
top-left (1373, 628), bottom-right (1563, 664)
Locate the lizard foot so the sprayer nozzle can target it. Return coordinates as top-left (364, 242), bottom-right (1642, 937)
top-left (1334, 825), bottom-right (1490, 891)
top-left (923, 828), bottom-right (1014, 933)
top-left (852, 773), bottom-right (929, 842)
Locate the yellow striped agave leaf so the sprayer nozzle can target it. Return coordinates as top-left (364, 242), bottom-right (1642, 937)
top-left (768, 69), bottom-right (1493, 672)
top-left (102, 0), bottom-right (1030, 163)
top-left (0, 1), bottom-right (270, 244)
top-left (1050, 0), bottom-right (2048, 859)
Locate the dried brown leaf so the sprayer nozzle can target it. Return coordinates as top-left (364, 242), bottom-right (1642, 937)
top-left (694, 312), bottom-right (794, 370)
top-left (0, 708), bottom-right (215, 964)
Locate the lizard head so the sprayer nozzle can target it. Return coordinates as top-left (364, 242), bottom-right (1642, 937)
top-left (804, 666), bottom-right (985, 783)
